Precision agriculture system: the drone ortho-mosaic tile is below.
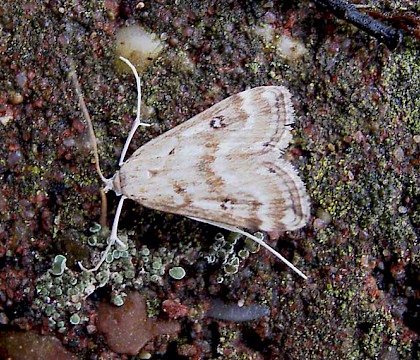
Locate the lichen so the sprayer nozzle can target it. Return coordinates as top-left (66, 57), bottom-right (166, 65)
top-left (2, 1), bottom-right (419, 358)
top-left (33, 226), bottom-right (192, 332)
top-left (168, 266), bottom-right (186, 280)
top-left (204, 232), bottom-right (261, 280)
top-left (51, 255), bottom-right (67, 276)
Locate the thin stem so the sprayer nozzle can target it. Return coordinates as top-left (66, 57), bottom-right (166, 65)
top-left (67, 58), bottom-right (107, 183)
top-left (99, 188), bottom-right (108, 229)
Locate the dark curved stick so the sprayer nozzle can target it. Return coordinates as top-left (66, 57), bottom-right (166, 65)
top-left (314, 0), bottom-right (402, 50)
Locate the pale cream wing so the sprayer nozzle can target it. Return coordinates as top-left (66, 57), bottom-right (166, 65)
top-left (117, 86), bottom-right (310, 232)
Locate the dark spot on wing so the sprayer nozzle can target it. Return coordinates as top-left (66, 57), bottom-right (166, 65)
top-left (173, 182), bottom-right (186, 194)
top-left (148, 169), bottom-right (158, 177)
top-left (220, 198), bottom-right (233, 210)
top-left (210, 115), bottom-right (227, 128)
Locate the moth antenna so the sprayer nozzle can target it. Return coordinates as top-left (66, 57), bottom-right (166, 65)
top-left (78, 196), bottom-right (128, 272)
top-left (67, 58), bottom-right (108, 184)
top-left (74, 57), bottom-right (156, 272)
top-left (118, 56), bottom-right (151, 166)
top-left (189, 217), bottom-right (308, 280)
top-left (69, 58), bottom-right (128, 272)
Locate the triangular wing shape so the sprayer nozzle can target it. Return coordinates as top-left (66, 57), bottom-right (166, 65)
top-left (117, 86), bottom-right (310, 232)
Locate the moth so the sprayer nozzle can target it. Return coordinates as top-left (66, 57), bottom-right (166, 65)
top-left (69, 57), bottom-right (310, 279)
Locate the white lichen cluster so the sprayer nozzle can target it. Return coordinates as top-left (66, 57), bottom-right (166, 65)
top-left (204, 232), bottom-right (262, 281)
top-left (33, 225), bottom-right (186, 332)
top-left (35, 224), bottom-right (267, 331)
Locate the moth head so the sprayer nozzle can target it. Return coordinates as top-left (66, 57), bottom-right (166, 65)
top-left (110, 171), bottom-right (123, 195)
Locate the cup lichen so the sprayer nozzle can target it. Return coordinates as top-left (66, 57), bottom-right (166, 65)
top-left (51, 254), bottom-right (67, 276)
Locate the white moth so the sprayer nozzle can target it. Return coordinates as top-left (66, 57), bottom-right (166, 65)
top-left (70, 57), bottom-right (310, 279)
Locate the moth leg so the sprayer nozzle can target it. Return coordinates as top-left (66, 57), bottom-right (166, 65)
top-left (189, 217), bottom-right (307, 280)
top-left (118, 56), bottom-right (151, 166)
top-left (78, 196), bottom-right (128, 272)
top-left (109, 195), bottom-right (129, 250)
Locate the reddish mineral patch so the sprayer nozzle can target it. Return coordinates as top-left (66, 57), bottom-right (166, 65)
top-left (97, 292), bottom-right (180, 355)
top-left (162, 299), bottom-right (189, 319)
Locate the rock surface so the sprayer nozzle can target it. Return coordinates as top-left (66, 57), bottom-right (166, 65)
top-left (97, 292), bottom-right (180, 355)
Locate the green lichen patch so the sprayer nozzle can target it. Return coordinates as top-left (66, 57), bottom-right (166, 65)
top-left (51, 255), bottom-right (67, 276)
top-left (204, 232), bottom-right (262, 280)
top-left (33, 227), bottom-right (200, 332)
top-left (168, 266), bottom-right (186, 280)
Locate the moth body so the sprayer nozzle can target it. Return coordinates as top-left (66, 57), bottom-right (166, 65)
top-left (72, 56), bottom-right (310, 278)
top-left (114, 86), bottom-right (310, 235)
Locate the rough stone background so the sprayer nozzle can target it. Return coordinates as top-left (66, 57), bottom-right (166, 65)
top-left (0, 0), bottom-right (419, 359)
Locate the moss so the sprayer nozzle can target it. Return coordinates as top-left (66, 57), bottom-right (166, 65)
top-left (146, 298), bottom-right (161, 318)
top-left (382, 43), bottom-right (420, 134)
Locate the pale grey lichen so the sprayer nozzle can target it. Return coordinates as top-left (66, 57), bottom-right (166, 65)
top-left (105, 252), bottom-right (114, 263)
top-left (51, 254), bottom-right (67, 276)
top-left (33, 227), bottom-right (190, 332)
top-left (89, 222), bottom-right (102, 233)
top-left (204, 232), bottom-right (261, 280)
top-left (35, 227), bottom-right (259, 333)
top-left (34, 229), bottom-right (138, 331)
top-left (238, 249), bottom-right (249, 259)
top-left (111, 292), bottom-right (126, 307)
top-left (87, 236), bottom-right (97, 246)
top-left (69, 313), bottom-right (81, 325)
top-left (96, 270), bottom-right (110, 287)
top-left (245, 232), bottom-right (263, 253)
top-left (168, 266), bottom-right (186, 280)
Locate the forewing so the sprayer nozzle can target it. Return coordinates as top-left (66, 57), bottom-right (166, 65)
top-left (118, 86), bottom-right (310, 232)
